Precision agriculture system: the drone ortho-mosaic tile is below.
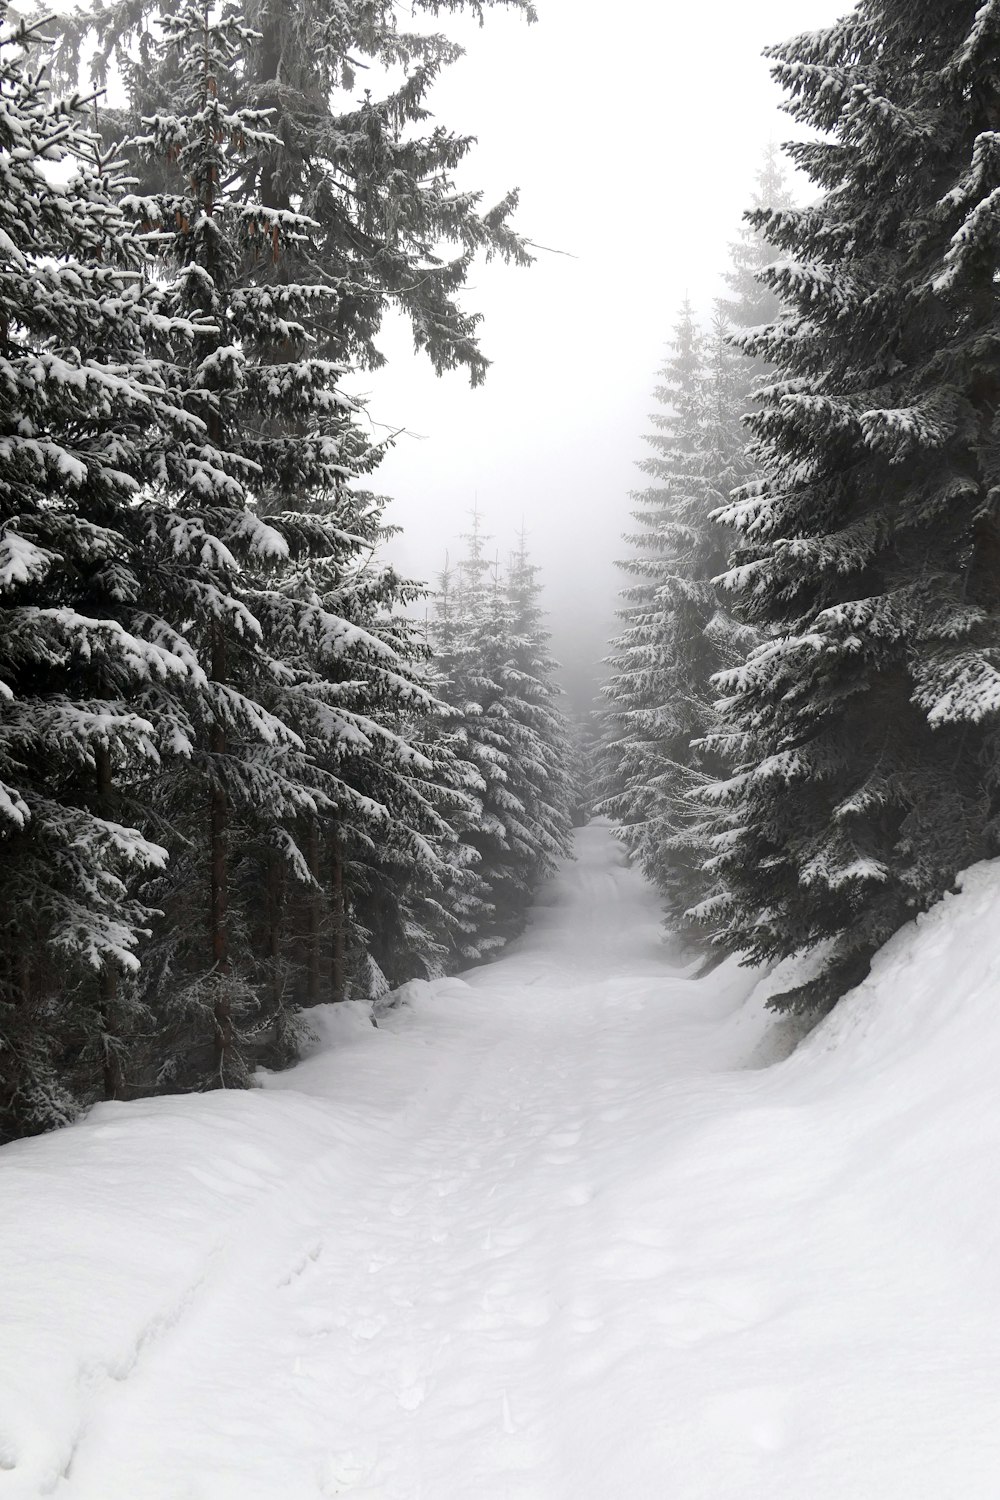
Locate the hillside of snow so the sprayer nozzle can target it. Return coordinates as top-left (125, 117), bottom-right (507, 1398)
top-left (3, 821), bottom-right (1000, 1498)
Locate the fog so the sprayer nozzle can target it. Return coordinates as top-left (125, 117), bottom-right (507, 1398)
top-left (357, 0), bottom-right (845, 716)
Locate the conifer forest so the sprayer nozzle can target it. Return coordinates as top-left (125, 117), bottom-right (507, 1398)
top-left (4, 3), bottom-right (1000, 1493)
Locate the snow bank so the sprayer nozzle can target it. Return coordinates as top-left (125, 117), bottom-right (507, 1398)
top-left (2, 828), bottom-right (1000, 1497)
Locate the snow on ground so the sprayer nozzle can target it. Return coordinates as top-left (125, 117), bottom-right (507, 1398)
top-left (4, 820), bottom-right (1000, 1498)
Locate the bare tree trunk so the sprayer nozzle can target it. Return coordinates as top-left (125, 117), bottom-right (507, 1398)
top-left (95, 743), bottom-right (122, 1100)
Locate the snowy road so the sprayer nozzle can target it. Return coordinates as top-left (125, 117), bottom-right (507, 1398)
top-left (5, 820), bottom-right (1000, 1498)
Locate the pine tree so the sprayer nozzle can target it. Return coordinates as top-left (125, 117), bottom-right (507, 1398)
top-left (431, 517), bottom-right (573, 950)
top-left (119, 1), bottom-right (472, 1081)
top-left (496, 530), bottom-right (575, 902)
top-left (600, 157), bottom-right (791, 943)
top-left (598, 302), bottom-right (718, 913)
top-left (263, 501), bottom-right (489, 1004)
top-left (718, 143), bottom-right (792, 332)
top-left (704, 1), bottom-right (1000, 1012)
top-left (0, 7), bottom-right (207, 1133)
top-left (104, 0), bottom-right (369, 1087)
top-left (51, 0), bottom-right (535, 383)
top-left (0, 0), bottom-right (542, 1138)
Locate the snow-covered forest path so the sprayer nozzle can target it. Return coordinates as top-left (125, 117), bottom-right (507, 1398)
top-left (6, 819), bottom-right (1000, 1500)
top-left (60, 820), bottom-right (747, 1500)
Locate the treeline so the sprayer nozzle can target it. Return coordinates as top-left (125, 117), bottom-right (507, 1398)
top-left (601, 0), bottom-right (1000, 1016)
top-left (0, 0), bottom-right (574, 1140)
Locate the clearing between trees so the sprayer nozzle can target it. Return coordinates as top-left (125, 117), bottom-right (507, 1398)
top-left (3, 820), bottom-right (999, 1498)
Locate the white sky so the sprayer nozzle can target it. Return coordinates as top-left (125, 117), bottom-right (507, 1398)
top-left (357, 0), bottom-right (847, 713)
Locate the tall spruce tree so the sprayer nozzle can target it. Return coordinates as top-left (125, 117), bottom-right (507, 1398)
top-left (496, 530), bottom-right (575, 902)
top-left (50, 0), bottom-right (535, 383)
top-left (120, 1), bottom-right (479, 1084)
top-left (0, 0), bottom-right (541, 1141)
top-left (704, 1), bottom-right (1000, 1012)
top-left (0, 6), bottom-right (213, 1133)
top-left (600, 159), bottom-right (790, 943)
top-left (111, 0), bottom-right (373, 1088)
top-left (598, 303), bottom-right (711, 900)
top-left (431, 518), bottom-right (573, 949)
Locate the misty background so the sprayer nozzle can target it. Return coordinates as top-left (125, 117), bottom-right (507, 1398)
top-left (355, 0), bottom-right (845, 716)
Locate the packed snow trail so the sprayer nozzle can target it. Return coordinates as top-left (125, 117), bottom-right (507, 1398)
top-left (5, 821), bottom-right (1000, 1498)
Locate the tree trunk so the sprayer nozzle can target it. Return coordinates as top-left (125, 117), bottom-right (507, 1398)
top-left (210, 627), bottom-right (231, 1067)
top-left (95, 743), bottom-right (122, 1100)
top-left (257, 0), bottom-right (292, 215)
top-left (267, 849), bottom-right (283, 1014)
top-left (969, 512), bottom-right (1000, 612)
top-left (330, 825), bottom-right (346, 1003)
top-left (306, 818), bottom-right (323, 1006)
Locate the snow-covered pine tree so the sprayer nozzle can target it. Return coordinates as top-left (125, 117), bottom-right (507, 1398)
top-left (51, 0), bottom-right (535, 383)
top-left (430, 517), bottom-right (514, 955)
top-left (114, 0), bottom-right (376, 1084)
top-left (704, 0), bottom-right (1000, 1013)
top-left (431, 517), bottom-right (573, 950)
top-left (718, 143), bottom-right (792, 332)
top-left (600, 157), bottom-right (791, 945)
top-left (0, 7), bottom-right (205, 1134)
top-left (598, 302), bottom-right (719, 911)
top-left (124, 3), bottom-right (489, 1071)
top-left (255, 494), bottom-right (491, 1008)
top-left (421, 554), bottom-right (500, 968)
top-left (501, 529), bottom-right (575, 875)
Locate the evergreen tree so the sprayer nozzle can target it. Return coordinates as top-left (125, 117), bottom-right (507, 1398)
top-left (718, 143), bottom-right (792, 331)
top-left (0, 0), bottom-right (542, 1140)
top-left (598, 302), bottom-right (710, 904)
top-left (51, 0), bottom-right (535, 383)
top-left (431, 517), bottom-right (573, 949)
top-left (495, 530), bottom-right (576, 905)
top-left (120, 1), bottom-right (476, 1081)
top-left (600, 158), bottom-right (791, 943)
top-left (109, 0), bottom-right (371, 1087)
top-left (704, 1), bottom-right (1000, 1012)
top-left (0, 7), bottom-right (207, 1133)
